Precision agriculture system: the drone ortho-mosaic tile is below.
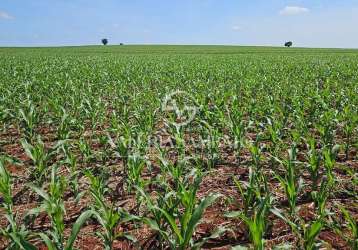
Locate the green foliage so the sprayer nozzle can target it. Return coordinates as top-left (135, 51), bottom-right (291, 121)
top-left (227, 196), bottom-right (272, 250)
top-left (21, 136), bottom-right (62, 185)
top-left (271, 208), bottom-right (324, 250)
top-left (339, 206), bottom-right (358, 249)
top-left (27, 166), bottom-right (92, 249)
top-left (0, 45), bottom-right (357, 249)
top-left (274, 145), bottom-right (302, 215)
top-left (140, 168), bottom-right (222, 250)
top-left (0, 158), bottom-right (36, 249)
top-left (86, 171), bottom-right (136, 250)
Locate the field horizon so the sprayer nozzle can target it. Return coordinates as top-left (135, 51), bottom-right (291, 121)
top-left (2, 44), bottom-right (358, 50)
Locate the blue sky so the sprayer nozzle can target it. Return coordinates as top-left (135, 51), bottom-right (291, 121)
top-left (0, 0), bottom-right (357, 47)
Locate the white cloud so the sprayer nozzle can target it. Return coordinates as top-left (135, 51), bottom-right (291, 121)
top-left (279, 6), bottom-right (309, 16)
top-left (0, 10), bottom-right (13, 19)
top-left (232, 25), bottom-right (241, 31)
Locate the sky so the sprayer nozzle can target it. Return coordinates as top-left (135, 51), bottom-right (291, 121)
top-left (0, 0), bottom-right (358, 48)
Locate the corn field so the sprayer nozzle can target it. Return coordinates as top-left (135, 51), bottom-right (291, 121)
top-left (0, 45), bottom-right (357, 249)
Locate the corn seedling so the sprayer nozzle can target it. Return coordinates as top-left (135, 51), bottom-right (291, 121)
top-left (21, 136), bottom-right (60, 185)
top-left (18, 99), bottom-right (38, 141)
top-left (340, 105), bottom-right (357, 160)
top-left (226, 195), bottom-right (273, 250)
top-left (227, 99), bottom-right (246, 163)
top-left (56, 107), bottom-right (71, 140)
top-left (61, 144), bottom-right (83, 202)
top-left (0, 158), bottom-right (36, 249)
top-left (306, 137), bottom-right (322, 192)
top-left (271, 208), bottom-right (324, 250)
top-left (86, 171), bottom-right (136, 250)
top-left (141, 169), bottom-right (221, 249)
top-left (274, 145), bottom-right (303, 215)
top-left (127, 154), bottom-right (146, 194)
top-left (27, 166), bottom-right (93, 249)
top-left (234, 166), bottom-right (268, 216)
top-left (77, 137), bottom-right (94, 164)
top-left (339, 206), bottom-right (358, 249)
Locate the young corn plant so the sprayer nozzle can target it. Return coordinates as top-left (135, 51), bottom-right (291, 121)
top-left (173, 129), bottom-right (187, 160)
top-left (136, 181), bottom-right (179, 249)
top-left (236, 138), bottom-right (269, 209)
top-left (340, 105), bottom-right (357, 160)
top-left (207, 127), bottom-right (222, 169)
top-left (77, 137), bottom-right (94, 164)
top-left (86, 171), bottom-right (136, 250)
top-left (56, 107), bottom-right (71, 140)
top-left (309, 145), bottom-right (339, 216)
top-left (21, 136), bottom-right (60, 185)
top-left (316, 110), bottom-right (337, 149)
top-left (0, 158), bottom-right (36, 249)
top-left (27, 166), bottom-right (93, 250)
top-left (61, 144), bottom-right (83, 203)
top-left (338, 206), bottom-right (358, 249)
top-left (142, 169), bottom-right (221, 250)
top-left (311, 177), bottom-right (332, 217)
top-left (265, 116), bottom-right (284, 168)
top-left (19, 99), bottom-right (38, 141)
top-left (159, 155), bottom-right (188, 190)
top-left (274, 145), bottom-right (303, 216)
top-left (226, 195), bottom-right (273, 250)
top-left (126, 154), bottom-right (146, 194)
top-left (306, 137), bottom-right (322, 193)
top-left (0, 103), bottom-right (11, 132)
top-left (322, 145), bottom-right (340, 184)
top-left (107, 130), bottom-right (132, 190)
top-left (271, 208), bottom-right (324, 250)
top-left (116, 125), bottom-right (133, 167)
top-left (227, 101), bottom-right (246, 163)
top-left (227, 146), bottom-right (271, 250)
top-left (98, 135), bottom-right (112, 166)
top-left (248, 138), bottom-right (263, 172)
top-left (198, 120), bottom-right (221, 169)
top-left (234, 165), bottom-right (268, 216)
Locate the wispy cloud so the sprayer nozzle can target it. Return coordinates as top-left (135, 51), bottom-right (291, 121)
top-left (0, 10), bottom-right (14, 19)
top-left (279, 6), bottom-right (309, 16)
top-left (232, 25), bottom-right (241, 31)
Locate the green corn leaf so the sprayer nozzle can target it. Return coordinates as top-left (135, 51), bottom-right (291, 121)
top-left (65, 210), bottom-right (95, 250)
top-left (27, 184), bottom-right (50, 201)
top-left (38, 232), bottom-right (56, 250)
top-left (90, 210), bottom-right (108, 230)
top-left (270, 208), bottom-right (298, 232)
top-left (340, 206), bottom-right (357, 238)
top-left (273, 243), bottom-right (293, 249)
top-left (192, 226), bottom-right (228, 249)
top-left (156, 206), bottom-right (183, 242)
top-left (142, 218), bottom-right (161, 231)
top-left (8, 232), bottom-right (26, 249)
top-left (232, 246), bottom-right (248, 250)
top-left (225, 211), bottom-right (242, 218)
top-left (307, 220), bottom-right (323, 241)
top-left (183, 194), bottom-right (221, 248)
top-left (20, 239), bottom-right (38, 250)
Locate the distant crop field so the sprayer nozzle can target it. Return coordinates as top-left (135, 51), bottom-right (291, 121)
top-left (0, 45), bottom-right (357, 249)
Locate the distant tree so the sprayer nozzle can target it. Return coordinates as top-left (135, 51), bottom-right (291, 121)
top-left (285, 41), bottom-right (293, 48)
top-left (120, 43), bottom-right (124, 46)
top-left (102, 38), bottom-right (108, 45)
